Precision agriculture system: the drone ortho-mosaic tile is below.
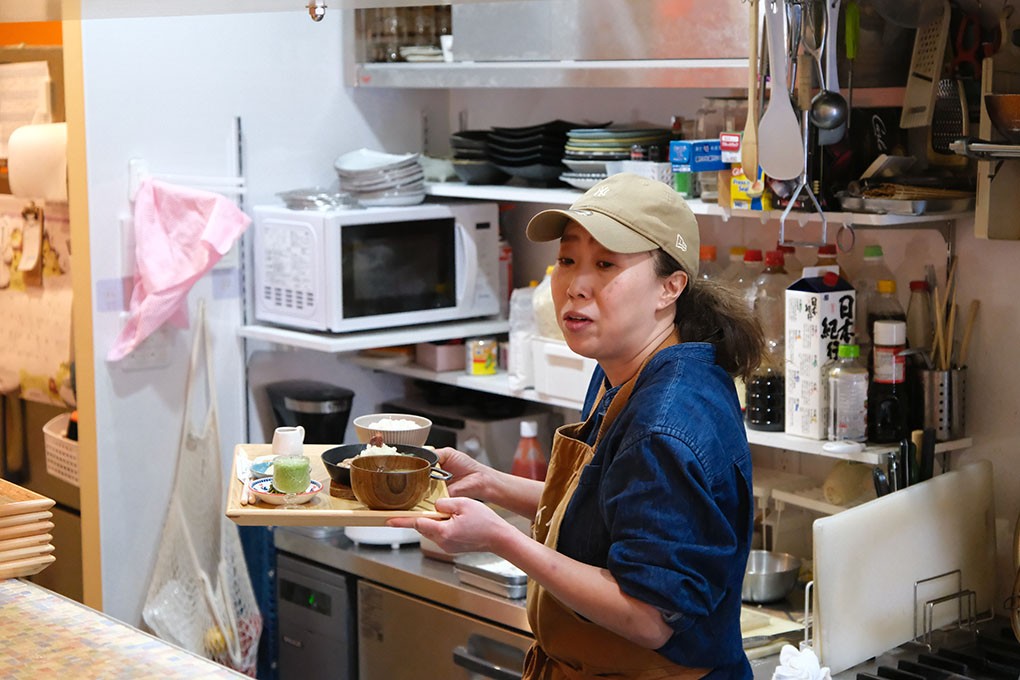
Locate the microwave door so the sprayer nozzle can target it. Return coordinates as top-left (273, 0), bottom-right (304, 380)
top-left (455, 220), bottom-right (478, 310)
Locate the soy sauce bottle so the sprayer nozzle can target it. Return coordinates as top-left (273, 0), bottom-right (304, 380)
top-left (867, 320), bottom-right (910, 443)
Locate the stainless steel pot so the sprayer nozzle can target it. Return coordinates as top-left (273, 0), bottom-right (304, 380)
top-left (741, 550), bottom-right (803, 603)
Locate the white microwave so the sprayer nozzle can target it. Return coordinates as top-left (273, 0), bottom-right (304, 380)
top-left (253, 201), bottom-right (502, 333)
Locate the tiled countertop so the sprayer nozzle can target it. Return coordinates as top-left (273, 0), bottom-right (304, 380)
top-left (0, 579), bottom-right (245, 679)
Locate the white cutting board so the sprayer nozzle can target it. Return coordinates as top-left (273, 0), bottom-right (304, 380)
top-left (812, 461), bottom-right (995, 674)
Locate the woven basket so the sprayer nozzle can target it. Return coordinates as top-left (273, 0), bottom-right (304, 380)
top-left (42, 413), bottom-right (78, 487)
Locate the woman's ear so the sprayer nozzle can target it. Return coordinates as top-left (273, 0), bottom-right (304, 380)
top-left (659, 270), bottom-right (688, 309)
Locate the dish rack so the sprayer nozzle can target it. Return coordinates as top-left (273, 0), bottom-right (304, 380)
top-left (42, 412), bottom-right (78, 487)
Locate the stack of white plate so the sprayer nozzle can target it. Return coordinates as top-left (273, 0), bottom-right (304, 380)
top-left (334, 148), bottom-right (426, 207)
top-left (0, 479), bottom-right (56, 580)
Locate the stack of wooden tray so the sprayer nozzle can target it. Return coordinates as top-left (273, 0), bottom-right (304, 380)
top-left (0, 479), bottom-right (56, 579)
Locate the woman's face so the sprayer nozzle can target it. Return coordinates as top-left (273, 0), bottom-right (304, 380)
top-left (552, 222), bottom-right (686, 382)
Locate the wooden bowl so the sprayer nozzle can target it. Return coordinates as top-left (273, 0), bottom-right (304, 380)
top-left (985, 94), bottom-right (1020, 144)
top-left (349, 454), bottom-right (431, 511)
top-left (321, 444), bottom-right (440, 487)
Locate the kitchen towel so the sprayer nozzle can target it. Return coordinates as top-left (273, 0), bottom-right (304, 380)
top-left (772, 645), bottom-right (832, 680)
top-left (107, 178), bottom-right (250, 361)
top-left (7, 123), bottom-right (67, 202)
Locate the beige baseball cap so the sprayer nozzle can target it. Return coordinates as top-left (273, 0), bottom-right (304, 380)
top-left (526, 173), bottom-right (700, 277)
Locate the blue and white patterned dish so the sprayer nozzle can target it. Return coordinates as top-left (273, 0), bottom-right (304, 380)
top-left (247, 478), bottom-right (322, 506)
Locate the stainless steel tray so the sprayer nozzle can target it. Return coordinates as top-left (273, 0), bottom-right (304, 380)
top-left (836, 193), bottom-right (974, 216)
top-left (453, 552), bottom-right (528, 585)
top-left (454, 568), bottom-right (528, 599)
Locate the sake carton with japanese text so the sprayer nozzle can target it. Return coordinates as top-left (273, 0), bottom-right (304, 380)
top-left (785, 267), bottom-right (856, 439)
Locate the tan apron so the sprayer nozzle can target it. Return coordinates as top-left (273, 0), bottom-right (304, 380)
top-left (524, 333), bottom-right (706, 680)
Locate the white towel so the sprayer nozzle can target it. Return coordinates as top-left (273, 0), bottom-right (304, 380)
top-left (772, 644), bottom-right (832, 680)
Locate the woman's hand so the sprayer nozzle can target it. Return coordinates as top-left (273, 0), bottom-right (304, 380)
top-left (434, 446), bottom-right (495, 500)
top-left (387, 497), bottom-right (516, 554)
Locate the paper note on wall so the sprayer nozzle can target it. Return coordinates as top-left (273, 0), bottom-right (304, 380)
top-left (0, 195), bottom-right (73, 406)
top-left (0, 61), bottom-right (52, 158)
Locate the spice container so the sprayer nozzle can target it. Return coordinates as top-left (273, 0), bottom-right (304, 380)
top-left (465, 337), bottom-right (498, 375)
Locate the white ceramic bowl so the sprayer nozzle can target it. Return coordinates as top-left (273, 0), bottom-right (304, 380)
top-left (353, 413), bottom-right (432, 447)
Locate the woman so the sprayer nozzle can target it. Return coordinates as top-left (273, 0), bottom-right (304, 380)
top-left (389, 173), bottom-right (764, 679)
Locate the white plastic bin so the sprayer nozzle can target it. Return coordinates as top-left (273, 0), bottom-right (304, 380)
top-left (531, 337), bottom-right (597, 403)
top-left (42, 413), bottom-right (78, 487)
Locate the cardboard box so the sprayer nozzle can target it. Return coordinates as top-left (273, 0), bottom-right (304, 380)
top-left (415, 341), bottom-right (466, 372)
top-left (669, 139), bottom-right (727, 173)
top-left (785, 267), bottom-right (856, 439)
top-left (730, 165), bottom-right (772, 211)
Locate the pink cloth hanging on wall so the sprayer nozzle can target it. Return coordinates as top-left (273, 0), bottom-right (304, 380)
top-left (107, 178), bottom-right (251, 361)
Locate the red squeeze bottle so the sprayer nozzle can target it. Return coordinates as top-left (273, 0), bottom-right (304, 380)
top-left (511, 420), bottom-right (547, 481)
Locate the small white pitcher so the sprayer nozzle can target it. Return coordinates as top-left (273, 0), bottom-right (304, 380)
top-left (272, 426), bottom-right (305, 456)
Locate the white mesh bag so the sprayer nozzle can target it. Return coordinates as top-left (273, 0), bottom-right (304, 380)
top-left (142, 301), bottom-right (261, 674)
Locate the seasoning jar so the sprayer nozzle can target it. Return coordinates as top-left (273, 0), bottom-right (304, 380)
top-left (465, 337), bottom-right (498, 376)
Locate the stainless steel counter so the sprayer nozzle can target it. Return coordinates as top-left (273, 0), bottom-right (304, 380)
top-left (273, 527), bottom-right (531, 635)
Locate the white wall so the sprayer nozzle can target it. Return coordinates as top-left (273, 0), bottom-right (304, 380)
top-left (80, 9), bottom-right (444, 624)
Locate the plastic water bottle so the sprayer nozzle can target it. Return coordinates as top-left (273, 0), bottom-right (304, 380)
top-left (721, 246), bottom-right (747, 282)
top-left (777, 243), bottom-right (803, 281)
top-left (511, 420), bottom-right (547, 481)
top-left (824, 344), bottom-right (869, 442)
top-left (746, 250), bottom-right (788, 431)
top-left (698, 244), bottom-right (722, 281)
top-left (851, 244), bottom-right (895, 354)
top-left (734, 248), bottom-right (764, 311)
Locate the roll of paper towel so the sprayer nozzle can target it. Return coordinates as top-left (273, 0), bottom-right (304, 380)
top-left (7, 122), bottom-right (67, 202)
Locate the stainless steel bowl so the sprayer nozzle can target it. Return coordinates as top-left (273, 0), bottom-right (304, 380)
top-left (741, 550), bottom-right (802, 603)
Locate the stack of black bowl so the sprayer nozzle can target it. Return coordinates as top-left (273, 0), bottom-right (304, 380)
top-left (486, 119), bottom-right (608, 187)
top-left (450, 130), bottom-right (510, 185)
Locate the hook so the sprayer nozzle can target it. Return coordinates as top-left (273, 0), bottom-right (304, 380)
top-left (307, 0), bottom-right (326, 22)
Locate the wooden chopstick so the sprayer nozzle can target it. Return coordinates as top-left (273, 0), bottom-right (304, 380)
top-left (944, 301), bottom-right (958, 371)
top-left (932, 286), bottom-right (946, 370)
top-left (957, 300), bottom-right (980, 368)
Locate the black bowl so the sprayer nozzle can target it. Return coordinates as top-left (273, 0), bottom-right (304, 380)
top-left (452, 160), bottom-right (511, 185)
top-left (321, 443), bottom-right (440, 486)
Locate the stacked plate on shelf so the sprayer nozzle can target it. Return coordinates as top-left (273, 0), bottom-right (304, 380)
top-left (450, 130), bottom-right (509, 185)
top-left (0, 479), bottom-right (56, 580)
top-left (487, 119), bottom-right (611, 187)
top-left (334, 148), bottom-right (426, 206)
top-left (561, 127), bottom-right (672, 190)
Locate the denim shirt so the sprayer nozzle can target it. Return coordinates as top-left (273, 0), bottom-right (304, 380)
top-left (557, 342), bottom-right (753, 677)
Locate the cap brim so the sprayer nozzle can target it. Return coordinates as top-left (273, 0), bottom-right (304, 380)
top-left (526, 208), bottom-right (657, 254)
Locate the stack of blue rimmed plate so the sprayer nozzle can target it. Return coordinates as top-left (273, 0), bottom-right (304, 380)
top-left (487, 119), bottom-right (610, 186)
top-left (561, 128), bottom-right (672, 189)
top-left (334, 148), bottom-right (425, 207)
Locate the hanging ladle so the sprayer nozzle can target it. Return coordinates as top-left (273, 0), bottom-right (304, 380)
top-left (804, 0), bottom-right (848, 130)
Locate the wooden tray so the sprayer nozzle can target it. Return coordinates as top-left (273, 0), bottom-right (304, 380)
top-left (0, 553), bottom-right (55, 580)
top-left (0, 479), bottom-right (55, 518)
top-left (226, 444), bottom-right (450, 527)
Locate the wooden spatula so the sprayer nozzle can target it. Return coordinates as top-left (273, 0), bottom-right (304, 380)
top-left (741, 0), bottom-right (765, 194)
